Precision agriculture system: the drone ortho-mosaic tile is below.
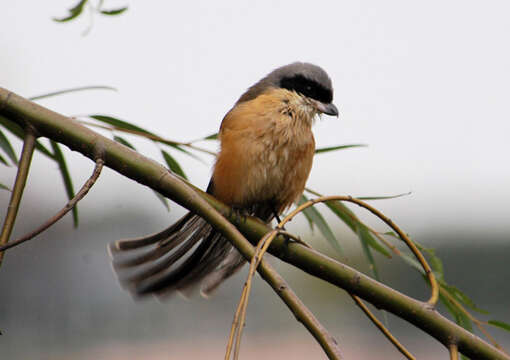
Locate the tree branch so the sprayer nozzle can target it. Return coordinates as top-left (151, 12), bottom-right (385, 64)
top-left (0, 87), bottom-right (507, 360)
top-left (0, 125), bottom-right (36, 265)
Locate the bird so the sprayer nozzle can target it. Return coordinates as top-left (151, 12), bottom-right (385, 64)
top-left (108, 62), bottom-right (338, 299)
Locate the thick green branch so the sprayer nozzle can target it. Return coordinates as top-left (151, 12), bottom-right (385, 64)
top-left (0, 87), bottom-right (507, 360)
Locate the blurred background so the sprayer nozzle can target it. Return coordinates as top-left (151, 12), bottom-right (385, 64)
top-left (1, 1), bottom-right (509, 359)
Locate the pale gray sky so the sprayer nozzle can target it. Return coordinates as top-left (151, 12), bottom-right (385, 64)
top-left (4, 1), bottom-right (509, 239)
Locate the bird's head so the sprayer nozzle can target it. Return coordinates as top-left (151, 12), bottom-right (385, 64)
top-left (237, 62), bottom-right (339, 117)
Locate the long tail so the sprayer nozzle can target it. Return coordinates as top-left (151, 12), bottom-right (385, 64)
top-left (108, 212), bottom-right (245, 298)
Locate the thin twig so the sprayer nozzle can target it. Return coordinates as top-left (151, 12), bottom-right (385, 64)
top-left (440, 286), bottom-right (505, 352)
top-left (0, 158), bottom-right (104, 252)
top-left (227, 228), bottom-right (342, 360)
top-left (292, 195), bottom-right (439, 307)
top-left (305, 187), bottom-right (400, 256)
top-left (0, 127), bottom-right (36, 266)
top-left (350, 294), bottom-right (416, 360)
top-left (449, 343), bottom-right (459, 360)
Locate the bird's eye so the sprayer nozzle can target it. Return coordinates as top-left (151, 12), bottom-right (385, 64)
top-left (306, 85), bottom-right (312, 91)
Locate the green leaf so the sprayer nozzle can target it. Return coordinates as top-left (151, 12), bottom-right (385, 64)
top-left (439, 292), bottom-right (473, 332)
top-left (112, 136), bottom-right (169, 210)
top-left (356, 192), bottom-right (412, 200)
top-left (53, 0), bottom-right (88, 22)
top-left (315, 144), bottom-right (367, 154)
top-left (50, 141), bottom-right (78, 227)
top-left (415, 242), bottom-right (445, 281)
top-left (0, 116), bottom-right (54, 160)
top-left (298, 195), bottom-right (342, 255)
top-left (322, 199), bottom-right (358, 231)
top-left (357, 225), bottom-right (381, 280)
top-left (203, 133), bottom-right (218, 140)
top-left (161, 150), bottom-right (188, 180)
top-left (89, 115), bottom-right (156, 136)
top-left (29, 86), bottom-right (117, 101)
top-left (0, 152), bottom-right (8, 166)
top-left (153, 191), bottom-right (170, 212)
top-left (440, 282), bottom-right (488, 315)
top-left (165, 143), bottom-right (204, 163)
top-left (321, 199), bottom-right (390, 257)
top-left (488, 320), bottom-right (510, 333)
top-left (0, 128), bottom-right (18, 165)
top-left (113, 135), bottom-right (136, 149)
top-left (100, 7), bottom-right (128, 16)
top-left (0, 183), bottom-right (10, 191)
top-left (92, 115), bottom-right (204, 163)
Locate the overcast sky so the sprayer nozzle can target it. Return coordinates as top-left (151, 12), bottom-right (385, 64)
top-left (1, 1), bottom-right (510, 240)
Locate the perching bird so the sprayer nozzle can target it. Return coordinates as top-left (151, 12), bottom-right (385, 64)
top-left (109, 62), bottom-right (338, 298)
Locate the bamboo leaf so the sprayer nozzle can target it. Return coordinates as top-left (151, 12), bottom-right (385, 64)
top-left (298, 195), bottom-right (342, 255)
top-left (0, 183), bottom-right (10, 191)
top-left (315, 144), bottom-right (367, 154)
top-left (488, 320), bottom-right (510, 333)
top-left (53, 0), bottom-right (88, 22)
top-left (100, 7), bottom-right (128, 16)
top-left (161, 150), bottom-right (188, 180)
top-left (29, 86), bottom-right (117, 101)
top-left (50, 141), bottom-right (78, 227)
top-left (0, 128), bottom-right (18, 165)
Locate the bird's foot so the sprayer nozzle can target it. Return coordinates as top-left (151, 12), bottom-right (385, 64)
top-left (228, 206), bottom-right (249, 224)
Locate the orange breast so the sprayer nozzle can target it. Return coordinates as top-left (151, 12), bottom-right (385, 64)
top-left (211, 89), bottom-right (315, 213)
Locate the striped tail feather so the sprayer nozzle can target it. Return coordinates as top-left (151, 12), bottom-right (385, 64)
top-left (108, 212), bottom-right (246, 298)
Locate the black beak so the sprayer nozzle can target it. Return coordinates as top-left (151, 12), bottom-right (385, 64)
top-left (313, 100), bottom-right (339, 117)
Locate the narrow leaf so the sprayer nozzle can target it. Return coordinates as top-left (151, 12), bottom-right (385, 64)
top-left (488, 320), bottom-right (510, 333)
top-left (356, 192), bottom-right (412, 200)
top-left (357, 226), bottom-right (381, 281)
top-left (0, 116), bottom-right (54, 159)
top-left (0, 152), bottom-right (8, 166)
top-left (360, 226), bottom-right (391, 258)
top-left (440, 282), bottom-right (488, 315)
top-left (161, 150), bottom-right (188, 180)
top-left (29, 86), bottom-right (117, 101)
top-left (53, 0), bottom-right (88, 22)
top-left (113, 135), bottom-right (136, 149)
top-left (89, 115), bottom-right (155, 136)
top-left (439, 292), bottom-right (473, 332)
top-left (112, 136), bottom-right (168, 209)
top-left (0, 183), bottom-right (10, 191)
top-left (50, 141), bottom-right (78, 227)
top-left (165, 143), bottom-right (204, 163)
top-left (298, 195), bottom-right (342, 254)
top-left (100, 7), bottom-right (128, 16)
top-left (0, 129), bottom-right (18, 164)
top-left (153, 191), bottom-right (170, 211)
top-left (315, 144), bottom-right (367, 154)
top-left (203, 133), bottom-right (218, 140)
top-left (321, 199), bottom-right (390, 257)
